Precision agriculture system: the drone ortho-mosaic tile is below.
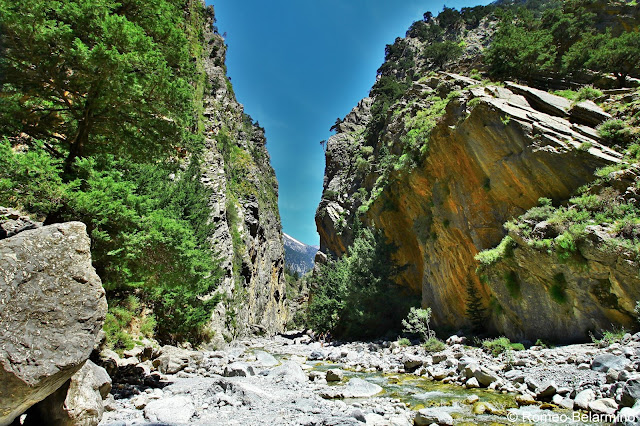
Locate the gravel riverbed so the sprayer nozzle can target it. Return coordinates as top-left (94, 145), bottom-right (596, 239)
top-left (98, 331), bottom-right (640, 425)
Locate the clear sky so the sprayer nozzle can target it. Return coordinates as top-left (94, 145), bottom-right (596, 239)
top-left (207, 0), bottom-right (491, 246)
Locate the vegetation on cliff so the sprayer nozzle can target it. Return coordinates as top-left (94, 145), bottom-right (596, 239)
top-left (0, 0), bottom-right (223, 347)
top-left (315, 0), bottom-right (640, 342)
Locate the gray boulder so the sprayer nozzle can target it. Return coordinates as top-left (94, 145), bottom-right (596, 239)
top-left (27, 360), bottom-right (111, 426)
top-left (326, 369), bottom-right (344, 382)
top-left (622, 378), bottom-right (640, 407)
top-left (144, 395), bottom-right (195, 424)
top-left (414, 408), bottom-right (454, 426)
top-left (342, 378), bottom-right (382, 398)
top-left (152, 345), bottom-right (203, 374)
top-left (0, 222), bottom-right (107, 426)
top-left (575, 389), bottom-right (596, 410)
top-left (224, 362), bottom-right (255, 377)
top-left (591, 354), bottom-right (630, 372)
top-left (268, 361), bottom-right (307, 383)
top-left (254, 350), bottom-right (279, 367)
top-left (569, 100), bottom-right (612, 127)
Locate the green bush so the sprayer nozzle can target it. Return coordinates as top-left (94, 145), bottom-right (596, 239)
top-left (423, 337), bottom-right (446, 352)
top-left (397, 337), bottom-right (411, 346)
top-left (598, 119), bottom-right (634, 148)
top-left (482, 336), bottom-right (524, 357)
top-left (475, 236), bottom-right (516, 269)
top-left (591, 327), bottom-right (627, 346)
top-left (575, 86), bottom-right (603, 101)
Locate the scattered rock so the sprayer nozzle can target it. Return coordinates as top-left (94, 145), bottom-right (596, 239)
top-left (224, 362), bottom-right (255, 377)
top-left (0, 207), bottom-right (40, 239)
top-left (254, 350), bottom-right (279, 367)
top-left (516, 394), bottom-right (537, 406)
top-left (326, 369), bottom-right (344, 382)
top-left (26, 360), bottom-right (111, 426)
top-left (268, 361), bottom-right (307, 383)
top-left (588, 398), bottom-right (618, 415)
top-left (341, 378), bottom-right (383, 398)
top-left (574, 389), bottom-right (596, 410)
top-left (621, 378), bottom-right (640, 407)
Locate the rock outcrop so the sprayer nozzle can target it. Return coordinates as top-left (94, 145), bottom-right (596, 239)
top-left (199, 6), bottom-right (287, 344)
top-left (316, 73), bottom-right (625, 339)
top-left (0, 221), bottom-right (107, 425)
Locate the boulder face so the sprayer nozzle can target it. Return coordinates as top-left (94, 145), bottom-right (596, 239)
top-left (198, 6), bottom-right (288, 344)
top-left (316, 73), bottom-right (623, 340)
top-left (26, 360), bottom-right (112, 426)
top-left (0, 221), bottom-right (107, 426)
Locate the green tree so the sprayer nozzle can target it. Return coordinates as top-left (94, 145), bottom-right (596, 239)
top-left (422, 41), bottom-right (463, 70)
top-left (465, 280), bottom-right (486, 333)
top-left (485, 12), bottom-right (556, 80)
top-left (0, 0), bottom-right (196, 173)
top-left (307, 228), bottom-right (416, 339)
top-left (585, 30), bottom-right (640, 88)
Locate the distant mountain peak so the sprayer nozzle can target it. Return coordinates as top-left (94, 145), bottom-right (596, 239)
top-left (283, 233), bottom-right (318, 275)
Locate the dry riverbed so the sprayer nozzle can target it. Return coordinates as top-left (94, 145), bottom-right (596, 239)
top-left (98, 332), bottom-right (640, 425)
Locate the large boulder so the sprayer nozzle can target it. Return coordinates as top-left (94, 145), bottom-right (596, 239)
top-left (25, 360), bottom-right (111, 426)
top-left (0, 222), bottom-right (107, 426)
top-left (152, 345), bottom-right (203, 374)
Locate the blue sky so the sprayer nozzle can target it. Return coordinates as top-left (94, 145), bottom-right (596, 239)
top-left (208, 0), bottom-right (491, 246)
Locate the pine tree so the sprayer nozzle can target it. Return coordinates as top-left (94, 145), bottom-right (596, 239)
top-left (465, 280), bottom-right (486, 333)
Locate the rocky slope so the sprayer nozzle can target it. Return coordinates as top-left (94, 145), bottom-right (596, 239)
top-left (199, 5), bottom-right (287, 344)
top-left (316, 5), bottom-right (639, 340)
top-left (283, 233), bottom-right (318, 275)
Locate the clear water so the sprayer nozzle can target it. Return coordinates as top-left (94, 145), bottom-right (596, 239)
top-left (301, 357), bottom-right (610, 425)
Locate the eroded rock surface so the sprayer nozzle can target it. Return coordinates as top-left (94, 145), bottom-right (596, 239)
top-left (316, 73), bottom-right (623, 339)
top-left (0, 222), bottom-right (107, 426)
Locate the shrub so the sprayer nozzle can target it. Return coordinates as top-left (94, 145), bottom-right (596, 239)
top-left (423, 337), bottom-right (446, 352)
top-left (575, 86), bottom-right (603, 101)
top-left (598, 119), bottom-right (634, 148)
top-left (475, 236), bottom-right (517, 269)
top-left (482, 337), bottom-right (524, 357)
top-left (307, 228), bottom-right (417, 339)
top-left (397, 337), bottom-right (411, 346)
top-left (591, 327), bottom-right (627, 346)
top-left (402, 307), bottom-right (435, 341)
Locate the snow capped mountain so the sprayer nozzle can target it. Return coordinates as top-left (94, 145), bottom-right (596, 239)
top-left (283, 233), bottom-right (318, 275)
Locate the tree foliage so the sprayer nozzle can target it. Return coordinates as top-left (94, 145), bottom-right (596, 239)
top-left (307, 228), bottom-right (416, 339)
top-left (0, 0), bottom-right (198, 172)
top-left (0, 0), bottom-right (222, 346)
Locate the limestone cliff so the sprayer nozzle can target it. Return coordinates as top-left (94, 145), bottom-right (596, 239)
top-left (316, 0), bottom-right (640, 342)
top-left (317, 71), bottom-right (628, 339)
top-left (199, 6), bottom-right (287, 343)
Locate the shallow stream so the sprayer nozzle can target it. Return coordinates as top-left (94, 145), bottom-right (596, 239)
top-left (299, 356), bottom-right (609, 426)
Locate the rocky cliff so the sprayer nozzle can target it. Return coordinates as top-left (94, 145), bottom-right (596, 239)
top-left (317, 71), bottom-right (631, 340)
top-left (199, 6), bottom-right (287, 343)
